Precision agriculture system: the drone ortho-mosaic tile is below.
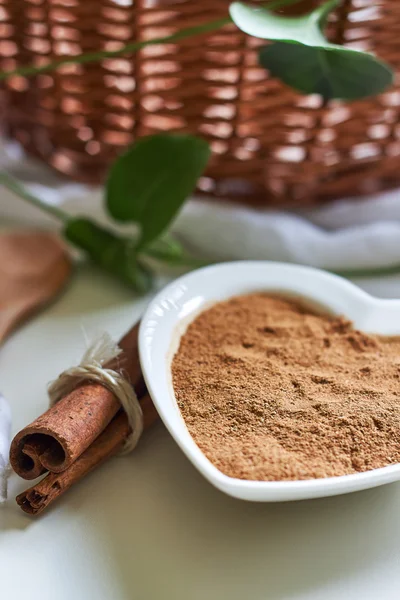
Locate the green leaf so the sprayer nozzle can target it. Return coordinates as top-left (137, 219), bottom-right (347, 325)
top-left (229, 1), bottom-right (393, 100)
top-left (106, 133), bottom-right (211, 249)
top-left (146, 234), bottom-right (185, 262)
top-left (143, 233), bottom-right (208, 267)
top-left (230, 0), bottom-right (332, 46)
top-left (64, 218), bottom-right (153, 293)
top-left (259, 42), bottom-right (393, 100)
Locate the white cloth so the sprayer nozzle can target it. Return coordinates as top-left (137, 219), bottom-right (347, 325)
top-left (1, 139), bottom-right (400, 272)
top-left (174, 193), bottom-right (400, 271)
top-left (0, 393), bottom-right (11, 503)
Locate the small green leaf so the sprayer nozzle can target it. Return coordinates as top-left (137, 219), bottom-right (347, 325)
top-left (144, 234), bottom-right (209, 267)
top-left (145, 234), bottom-right (185, 262)
top-left (230, 0), bottom-right (393, 100)
top-left (64, 218), bottom-right (153, 293)
top-left (259, 42), bottom-right (393, 100)
top-left (106, 133), bottom-right (211, 249)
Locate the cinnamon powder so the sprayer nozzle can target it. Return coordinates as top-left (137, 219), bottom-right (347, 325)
top-left (172, 293), bottom-right (400, 481)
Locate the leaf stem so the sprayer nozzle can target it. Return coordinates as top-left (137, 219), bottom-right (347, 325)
top-left (0, 171), bottom-right (69, 223)
top-left (0, 17), bottom-right (231, 80)
top-left (144, 246), bottom-right (210, 268)
top-left (0, 0), bottom-right (304, 81)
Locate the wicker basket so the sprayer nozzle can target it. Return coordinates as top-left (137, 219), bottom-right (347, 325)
top-left (0, 0), bottom-right (400, 207)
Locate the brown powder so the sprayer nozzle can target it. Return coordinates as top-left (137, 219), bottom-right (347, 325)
top-left (171, 293), bottom-right (400, 481)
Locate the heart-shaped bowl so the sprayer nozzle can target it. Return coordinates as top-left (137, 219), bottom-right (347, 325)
top-left (139, 261), bottom-right (400, 502)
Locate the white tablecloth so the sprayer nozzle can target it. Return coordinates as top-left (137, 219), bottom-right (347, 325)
top-left (2, 141), bottom-right (400, 599)
top-left (1, 265), bottom-right (400, 600)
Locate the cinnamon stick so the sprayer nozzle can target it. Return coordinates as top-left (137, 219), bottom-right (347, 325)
top-left (17, 394), bottom-right (158, 515)
top-left (10, 322), bottom-right (144, 479)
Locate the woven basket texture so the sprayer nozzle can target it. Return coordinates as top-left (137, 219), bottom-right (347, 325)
top-left (0, 0), bottom-right (400, 206)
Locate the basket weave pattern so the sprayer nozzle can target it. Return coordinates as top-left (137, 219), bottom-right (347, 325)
top-left (0, 0), bottom-right (400, 206)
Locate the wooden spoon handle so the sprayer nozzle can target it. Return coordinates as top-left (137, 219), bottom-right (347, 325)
top-left (0, 232), bottom-right (72, 344)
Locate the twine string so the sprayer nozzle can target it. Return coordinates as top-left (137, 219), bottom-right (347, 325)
top-left (48, 333), bottom-right (143, 454)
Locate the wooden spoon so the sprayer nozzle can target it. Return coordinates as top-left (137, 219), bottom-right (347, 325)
top-left (0, 231), bottom-right (72, 343)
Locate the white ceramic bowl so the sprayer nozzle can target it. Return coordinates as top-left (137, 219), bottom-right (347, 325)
top-left (139, 261), bottom-right (400, 502)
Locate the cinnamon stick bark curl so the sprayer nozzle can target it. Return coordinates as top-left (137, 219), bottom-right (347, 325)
top-left (10, 323), bottom-right (142, 479)
top-left (17, 393), bottom-right (158, 515)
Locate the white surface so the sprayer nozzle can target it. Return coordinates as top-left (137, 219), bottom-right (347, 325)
top-left (140, 261), bottom-right (400, 502)
top-left (1, 264), bottom-right (400, 599)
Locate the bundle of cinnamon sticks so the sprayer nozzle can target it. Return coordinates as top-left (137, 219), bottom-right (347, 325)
top-left (10, 322), bottom-right (158, 515)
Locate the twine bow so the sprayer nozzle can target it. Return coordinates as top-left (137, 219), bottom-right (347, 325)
top-left (48, 333), bottom-right (143, 454)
